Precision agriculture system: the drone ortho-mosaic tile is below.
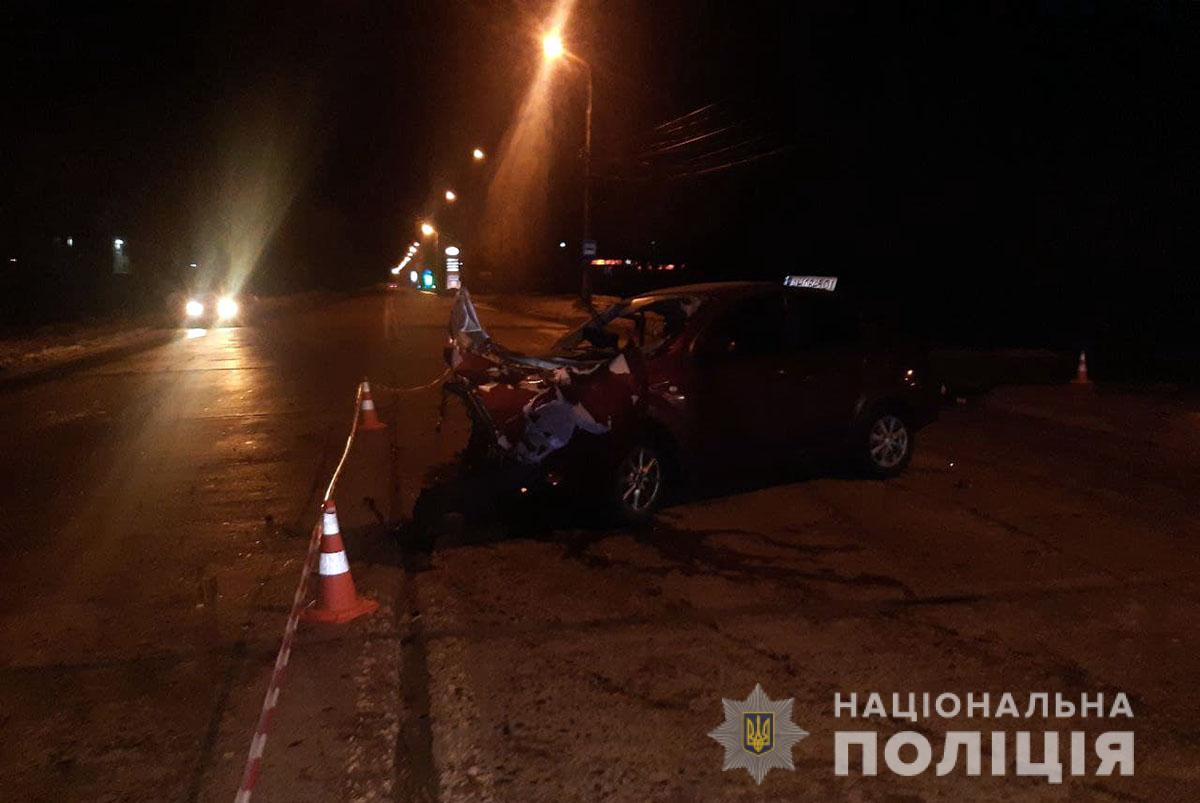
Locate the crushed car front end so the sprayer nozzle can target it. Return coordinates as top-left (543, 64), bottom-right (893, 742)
top-left (440, 289), bottom-right (675, 518)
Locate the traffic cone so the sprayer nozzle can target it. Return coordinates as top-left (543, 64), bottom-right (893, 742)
top-left (302, 500), bottom-right (378, 624)
top-left (1072, 350), bottom-right (1092, 385)
top-left (359, 380), bottom-right (386, 431)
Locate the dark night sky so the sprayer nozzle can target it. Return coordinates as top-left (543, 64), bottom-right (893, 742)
top-left (1, 1), bottom-right (1196, 364)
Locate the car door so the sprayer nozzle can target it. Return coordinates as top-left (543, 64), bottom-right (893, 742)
top-left (783, 292), bottom-right (864, 445)
top-left (690, 290), bottom-right (807, 465)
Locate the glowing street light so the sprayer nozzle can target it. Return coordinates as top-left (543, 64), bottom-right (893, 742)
top-left (542, 31), bottom-right (564, 61)
top-left (472, 147), bottom-right (485, 161)
top-left (541, 28), bottom-right (595, 301)
top-left (419, 222), bottom-right (441, 284)
top-left (444, 189), bottom-right (457, 203)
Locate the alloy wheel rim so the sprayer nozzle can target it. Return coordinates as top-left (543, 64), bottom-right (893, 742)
top-left (869, 415), bottom-right (909, 469)
top-left (620, 448), bottom-right (662, 512)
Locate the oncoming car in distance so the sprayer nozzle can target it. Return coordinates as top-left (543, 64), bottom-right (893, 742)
top-left (443, 279), bottom-right (939, 522)
top-left (179, 291), bottom-right (244, 327)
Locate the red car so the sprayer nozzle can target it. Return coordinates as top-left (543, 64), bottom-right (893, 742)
top-left (444, 281), bottom-right (938, 521)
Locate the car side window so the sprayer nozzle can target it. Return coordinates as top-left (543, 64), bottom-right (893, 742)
top-left (698, 293), bottom-right (790, 358)
top-left (786, 294), bottom-right (859, 349)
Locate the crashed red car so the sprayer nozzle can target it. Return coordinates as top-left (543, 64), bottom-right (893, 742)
top-left (443, 281), bottom-right (938, 521)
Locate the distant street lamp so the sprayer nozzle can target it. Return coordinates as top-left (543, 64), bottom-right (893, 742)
top-left (112, 237), bottom-right (130, 275)
top-left (420, 222), bottom-right (440, 286)
top-left (391, 147), bottom-right (486, 284)
top-left (542, 32), bottom-right (564, 60)
top-left (543, 30), bottom-right (594, 302)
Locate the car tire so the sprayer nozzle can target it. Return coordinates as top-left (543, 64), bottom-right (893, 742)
top-left (611, 442), bottom-right (667, 524)
top-left (858, 408), bottom-right (914, 479)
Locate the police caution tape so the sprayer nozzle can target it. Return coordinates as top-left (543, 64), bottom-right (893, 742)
top-left (832, 691), bottom-right (1134, 784)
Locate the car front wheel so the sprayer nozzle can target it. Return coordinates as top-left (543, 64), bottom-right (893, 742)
top-left (859, 409), bottom-right (914, 478)
top-left (612, 443), bottom-right (666, 523)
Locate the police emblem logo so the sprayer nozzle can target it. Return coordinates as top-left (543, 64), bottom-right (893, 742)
top-left (744, 713), bottom-right (773, 755)
top-left (709, 684), bottom-right (808, 784)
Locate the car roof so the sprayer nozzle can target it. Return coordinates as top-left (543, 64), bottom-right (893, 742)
top-left (630, 281), bottom-right (849, 305)
top-left (630, 281), bottom-right (777, 301)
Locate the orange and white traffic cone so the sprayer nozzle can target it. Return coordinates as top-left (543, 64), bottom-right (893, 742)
top-left (302, 500), bottom-right (378, 624)
top-left (358, 380), bottom-right (386, 431)
top-left (1072, 350), bottom-right (1092, 385)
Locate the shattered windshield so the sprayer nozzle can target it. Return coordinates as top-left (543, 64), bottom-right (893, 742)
top-left (552, 296), bottom-right (701, 358)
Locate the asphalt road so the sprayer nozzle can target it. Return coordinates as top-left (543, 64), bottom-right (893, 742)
top-left (0, 289), bottom-right (493, 801)
top-left (1, 288), bottom-right (1197, 801)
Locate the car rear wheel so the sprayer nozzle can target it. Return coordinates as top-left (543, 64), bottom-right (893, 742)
top-left (612, 443), bottom-right (665, 523)
top-left (859, 409), bottom-right (914, 478)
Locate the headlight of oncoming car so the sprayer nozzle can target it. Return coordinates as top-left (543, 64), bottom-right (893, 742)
top-left (185, 299), bottom-right (205, 318)
top-left (216, 296), bottom-right (239, 319)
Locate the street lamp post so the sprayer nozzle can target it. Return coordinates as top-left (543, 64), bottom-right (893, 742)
top-left (579, 60), bottom-right (594, 302)
top-left (394, 147), bottom-right (486, 287)
top-left (420, 222), bottom-right (440, 287)
top-left (544, 31), bottom-right (594, 303)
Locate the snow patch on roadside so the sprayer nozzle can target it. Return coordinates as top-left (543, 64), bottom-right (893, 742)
top-left (419, 563), bottom-right (499, 803)
top-left (345, 605), bottom-right (402, 802)
top-left (425, 635), bottom-right (497, 802)
top-left (0, 325), bottom-right (164, 374)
